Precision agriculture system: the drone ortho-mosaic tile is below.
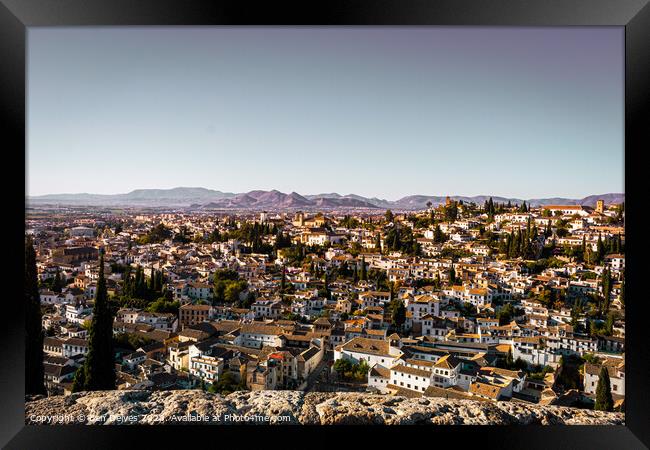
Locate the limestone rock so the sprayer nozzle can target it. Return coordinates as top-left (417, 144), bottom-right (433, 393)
top-left (24, 390), bottom-right (625, 426)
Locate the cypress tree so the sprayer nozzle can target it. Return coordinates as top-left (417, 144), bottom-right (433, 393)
top-left (499, 235), bottom-right (508, 255)
top-left (157, 270), bottom-right (164, 293)
top-left (360, 256), bottom-right (367, 281)
top-left (597, 234), bottom-right (605, 263)
top-left (52, 269), bottom-right (63, 293)
top-left (601, 268), bottom-right (612, 312)
top-left (506, 348), bottom-right (514, 368)
top-left (434, 225), bottom-right (443, 243)
top-left (594, 366), bottom-right (614, 411)
top-left (82, 249), bottom-right (116, 391)
top-left (122, 265), bottom-right (133, 296)
top-left (25, 237), bottom-right (46, 395)
top-left (71, 366), bottom-right (86, 393)
top-left (390, 299), bottom-right (406, 330)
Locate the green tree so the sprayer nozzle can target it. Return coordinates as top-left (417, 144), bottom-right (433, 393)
top-left (225, 281), bottom-right (246, 303)
top-left (139, 223), bottom-right (172, 244)
top-left (596, 234), bottom-right (605, 264)
top-left (433, 225), bottom-right (445, 243)
top-left (148, 267), bottom-right (155, 292)
top-left (385, 209), bottom-right (394, 223)
top-left (505, 348), bottom-right (514, 368)
top-left (71, 366), bottom-right (86, 393)
top-left (594, 366), bottom-right (614, 412)
top-left (390, 299), bottom-right (406, 330)
top-left (498, 303), bottom-right (515, 325)
top-left (25, 237), bottom-right (46, 395)
top-left (81, 249), bottom-right (116, 391)
top-left (449, 266), bottom-right (456, 285)
top-left (520, 201), bottom-right (528, 213)
top-left (359, 256), bottom-right (367, 281)
top-left (52, 269), bottom-right (63, 293)
top-left (146, 298), bottom-right (180, 315)
top-left (604, 312), bottom-right (616, 336)
top-left (333, 358), bottom-right (352, 377)
top-left (601, 268), bottom-right (612, 312)
top-left (374, 233), bottom-right (382, 252)
top-left (445, 201), bottom-right (458, 222)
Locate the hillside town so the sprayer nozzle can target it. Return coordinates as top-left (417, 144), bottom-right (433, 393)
top-left (25, 196), bottom-right (625, 411)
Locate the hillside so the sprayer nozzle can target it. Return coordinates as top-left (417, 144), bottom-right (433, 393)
top-left (27, 188), bottom-right (625, 210)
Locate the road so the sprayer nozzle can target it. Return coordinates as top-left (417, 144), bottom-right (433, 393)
top-left (302, 354), bottom-right (332, 392)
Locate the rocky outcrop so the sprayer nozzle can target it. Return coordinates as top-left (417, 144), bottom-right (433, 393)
top-left (25, 390), bottom-right (624, 425)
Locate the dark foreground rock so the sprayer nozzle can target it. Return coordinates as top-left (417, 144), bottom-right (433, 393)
top-left (25, 390), bottom-right (624, 425)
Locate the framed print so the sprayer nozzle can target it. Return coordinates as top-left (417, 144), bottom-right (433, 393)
top-left (2, 0), bottom-right (649, 448)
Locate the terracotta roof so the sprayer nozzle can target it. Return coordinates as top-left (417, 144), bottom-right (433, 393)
top-left (390, 363), bottom-right (432, 378)
top-left (469, 381), bottom-right (502, 399)
top-left (369, 364), bottom-right (390, 379)
top-left (338, 337), bottom-right (396, 357)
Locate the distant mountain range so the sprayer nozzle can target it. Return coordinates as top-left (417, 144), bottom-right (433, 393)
top-left (27, 187), bottom-right (624, 210)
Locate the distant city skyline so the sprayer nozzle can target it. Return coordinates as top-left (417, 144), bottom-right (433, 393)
top-left (28, 27), bottom-right (624, 200)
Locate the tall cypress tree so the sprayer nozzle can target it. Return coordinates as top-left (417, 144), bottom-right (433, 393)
top-left (82, 249), bottom-right (116, 391)
top-left (391, 299), bottom-right (406, 330)
top-left (601, 268), bottom-right (612, 312)
top-left (52, 269), bottom-right (63, 293)
top-left (156, 270), bottom-right (164, 294)
top-left (596, 234), bottom-right (605, 263)
top-left (594, 366), bottom-right (614, 411)
top-left (25, 237), bottom-right (46, 395)
top-left (505, 348), bottom-right (514, 368)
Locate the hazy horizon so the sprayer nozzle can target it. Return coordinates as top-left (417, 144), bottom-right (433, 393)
top-left (28, 27), bottom-right (624, 199)
top-left (29, 185), bottom-right (624, 202)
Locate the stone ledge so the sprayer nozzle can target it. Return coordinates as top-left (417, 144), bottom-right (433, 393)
top-left (25, 390), bottom-right (625, 425)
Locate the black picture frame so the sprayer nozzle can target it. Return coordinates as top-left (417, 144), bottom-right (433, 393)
top-left (2, 0), bottom-right (649, 448)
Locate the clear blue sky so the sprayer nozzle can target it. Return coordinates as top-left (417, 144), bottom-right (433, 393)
top-left (27, 27), bottom-right (624, 200)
